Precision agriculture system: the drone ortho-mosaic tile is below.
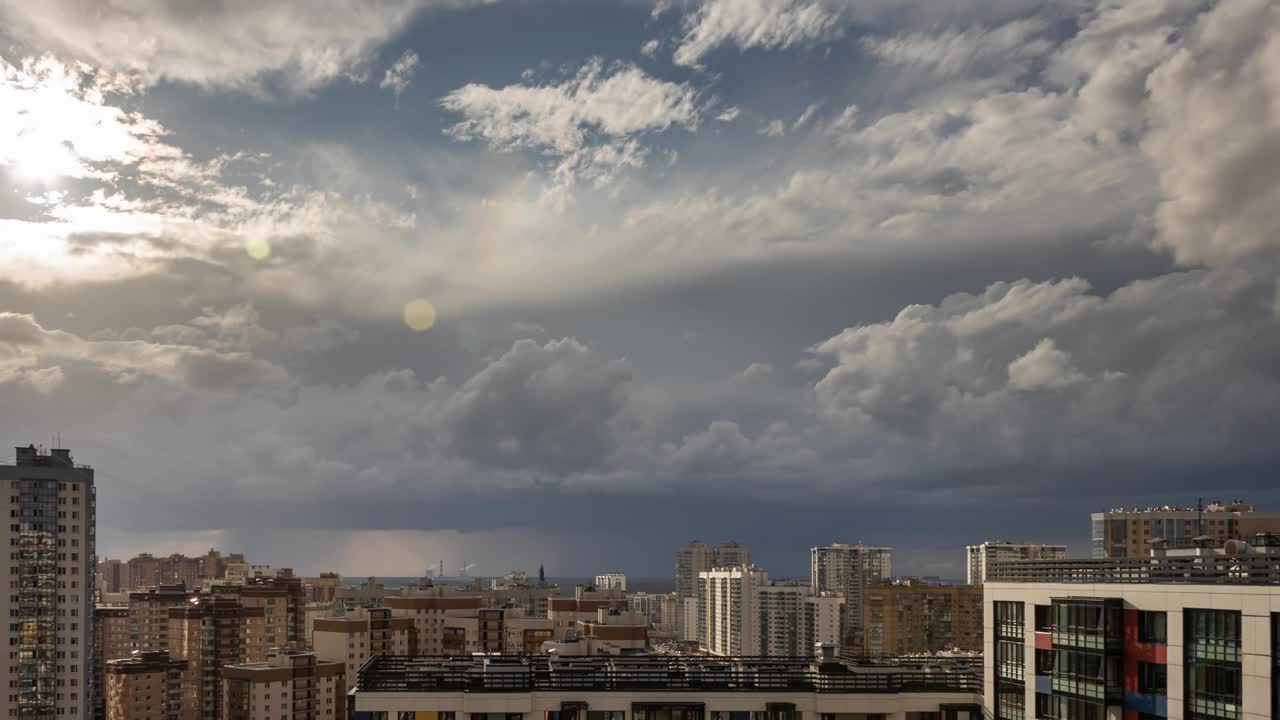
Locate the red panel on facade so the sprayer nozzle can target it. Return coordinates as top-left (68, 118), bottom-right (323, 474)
top-left (1122, 608), bottom-right (1167, 692)
top-left (1035, 631), bottom-right (1052, 650)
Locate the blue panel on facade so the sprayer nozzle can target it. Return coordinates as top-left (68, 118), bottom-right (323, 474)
top-left (1035, 676), bottom-right (1053, 694)
top-left (1123, 692), bottom-right (1167, 717)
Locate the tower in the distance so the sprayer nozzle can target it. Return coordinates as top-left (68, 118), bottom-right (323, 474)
top-left (1, 445), bottom-right (97, 720)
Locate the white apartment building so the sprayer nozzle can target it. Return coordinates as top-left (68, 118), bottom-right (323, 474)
top-left (675, 541), bottom-right (751, 639)
top-left (983, 551), bottom-right (1280, 720)
top-left (595, 573), bottom-right (627, 591)
top-left (810, 544), bottom-right (892, 649)
top-left (699, 566), bottom-right (770, 655)
top-left (965, 541), bottom-right (1067, 585)
top-left (757, 582), bottom-right (845, 657)
top-left (221, 647), bottom-right (346, 720)
top-left (1, 446), bottom-right (96, 720)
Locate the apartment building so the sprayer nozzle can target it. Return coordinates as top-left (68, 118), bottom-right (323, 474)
top-left (130, 584), bottom-right (195, 652)
top-left (93, 606), bottom-right (133, 720)
top-left (221, 647), bottom-right (346, 720)
top-left (549, 587), bottom-right (626, 641)
top-left (595, 573), bottom-right (628, 591)
top-left (1091, 502), bottom-right (1280, 559)
top-left (810, 543), bottom-right (893, 651)
top-left (698, 566), bottom-right (769, 656)
top-left (862, 583), bottom-right (982, 657)
top-left (966, 542), bottom-right (1068, 585)
top-left (348, 652), bottom-right (982, 720)
top-left (97, 558), bottom-right (126, 595)
top-left (313, 607), bottom-right (416, 692)
top-left (168, 595), bottom-right (269, 720)
top-left (758, 582), bottom-right (845, 658)
top-left (0, 445), bottom-right (96, 720)
top-left (675, 541), bottom-right (752, 641)
top-left (104, 650), bottom-right (187, 720)
top-left (214, 575), bottom-right (307, 649)
top-left (984, 548), bottom-right (1280, 720)
top-left (384, 594), bottom-right (483, 654)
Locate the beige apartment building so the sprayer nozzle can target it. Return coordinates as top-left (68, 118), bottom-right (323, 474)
top-left (313, 607), bottom-right (415, 693)
top-left (94, 606), bottom-right (133, 720)
top-left (104, 650), bottom-right (188, 720)
top-left (548, 587), bottom-right (626, 640)
top-left (0, 446), bottom-right (96, 720)
top-left (862, 582), bottom-right (982, 657)
top-left (384, 594), bottom-right (483, 654)
top-left (130, 584), bottom-right (196, 651)
top-left (1090, 501), bottom-right (1280, 558)
top-left (169, 596), bottom-right (269, 720)
top-left (221, 647), bottom-right (346, 720)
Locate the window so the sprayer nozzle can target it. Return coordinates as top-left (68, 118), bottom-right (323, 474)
top-left (997, 639), bottom-right (1025, 681)
top-left (1187, 610), bottom-right (1243, 720)
top-left (1036, 649), bottom-right (1055, 677)
top-left (996, 682), bottom-right (1025, 720)
top-left (1138, 661), bottom-right (1167, 695)
top-left (996, 601), bottom-right (1025, 639)
top-left (1035, 605), bottom-right (1054, 632)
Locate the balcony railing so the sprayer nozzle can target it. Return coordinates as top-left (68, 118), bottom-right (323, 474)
top-left (355, 655), bottom-right (981, 695)
top-left (986, 556), bottom-right (1280, 584)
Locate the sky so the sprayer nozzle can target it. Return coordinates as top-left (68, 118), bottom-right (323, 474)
top-left (1, 0), bottom-right (1278, 580)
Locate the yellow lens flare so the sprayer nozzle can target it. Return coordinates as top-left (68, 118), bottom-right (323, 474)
top-left (246, 238), bottom-right (271, 261)
top-left (403, 299), bottom-right (437, 332)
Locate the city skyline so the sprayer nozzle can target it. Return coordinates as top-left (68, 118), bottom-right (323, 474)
top-left (3, 1), bottom-right (1280, 580)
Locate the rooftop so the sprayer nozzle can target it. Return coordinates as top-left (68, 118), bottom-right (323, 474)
top-left (986, 554), bottom-right (1280, 584)
top-left (354, 655), bottom-right (980, 694)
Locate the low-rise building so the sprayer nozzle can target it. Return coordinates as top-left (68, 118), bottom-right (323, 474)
top-left (349, 652), bottom-right (981, 720)
top-left (221, 647), bottom-right (346, 720)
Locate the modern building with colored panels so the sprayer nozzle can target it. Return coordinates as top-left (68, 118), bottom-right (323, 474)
top-left (347, 650), bottom-right (982, 720)
top-left (983, 551), bottom-right (1280, 720)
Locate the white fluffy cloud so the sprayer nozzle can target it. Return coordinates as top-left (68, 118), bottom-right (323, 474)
top-left (380, 49), bottom-right (420, 101)
top-left (441, 58), bottom-right (702, 192)
top-left (674, 0), bottom-right (845, 66)
top-left (0, 0), bottom-right (456, 95)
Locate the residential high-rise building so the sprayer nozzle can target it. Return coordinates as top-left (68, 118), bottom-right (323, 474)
top-left (594, 572), bottom-right (627, 591)
top-left (713, 541), bottom-right (751, 568)
top-left (0, 445), bottom-right (97, 720)
top-left (313, 606), bottom-right (416, 694)
top-left (96, 558), bottom-right (126, 595)
top-left (675, 540), bottom-right (751, 640)
top-left (1090, 500), bottom-right (1280, 558)
top-left (697, 566), bottom-right (770, 655)
top-left (93, 606), bottom-right (132, 720)
top-left (129, 584), bottom-right (195, 652)
top-left (168, 595), bottom-right (268, 720)
top-left (756, 581), bottom-right (845, 657)
top-left (104, 650), bottom-right (187, 720)
top-left (675, 541), bottom-right (709, 640)
top-left (983, 546), bottom-right (1280, 720)
top-left (810, 543), bottom-right (892, 650)
top-left (966, 541), bottom-right (1068, 585)
top-left (214, 575), bottom-right (307, 649)
top-left (862, 582), bottom-right (982, 656)
top-left (221, 647), bottom-right (346, 720)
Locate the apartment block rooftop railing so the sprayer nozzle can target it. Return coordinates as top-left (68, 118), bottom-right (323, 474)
top-left (986, 555), bottom-right (1280, 584)
top-left (354, 655), bottom-right (981, 694)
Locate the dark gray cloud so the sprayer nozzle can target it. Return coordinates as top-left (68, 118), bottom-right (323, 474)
top-left (2, 0), bottom-right (1279, 578)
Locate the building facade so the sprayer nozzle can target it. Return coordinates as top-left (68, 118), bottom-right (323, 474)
top-left (595, 573), bottom-right (628, 592)
top-left (313, 607), bottom-right (416, 694)
top-left (221, 647), bottom-right (346, 720)
top-left (862, 583), bottom-right (982, 657)
top-left (349, 653), bottom-right (982, 720)
top-left (810, 544), bottom-right (893, 651)
top-left (1091, 503), bottom-right (1280, 559)
top-left (0, 446), bottom-right (96, 720)
top-left (966, 542), bottom-right (1068, 585)
top-left (93, 606), bottom-right (132, 720)
top-left (104, 651), bottom-right (187, 720)
top-left (698, 566), bottom-right (770, 656)
top-left (676, 541), bottom-right (752, 641)
top-left (984, 553), bottom-right (1280, 720)
top-left (168, 596), bottom-right (268, 720)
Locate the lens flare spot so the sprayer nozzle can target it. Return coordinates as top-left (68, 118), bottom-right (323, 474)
top-left (403, 299), bottom-right (437, 332)
top-left (246, 238), bottom-right (271, 261)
